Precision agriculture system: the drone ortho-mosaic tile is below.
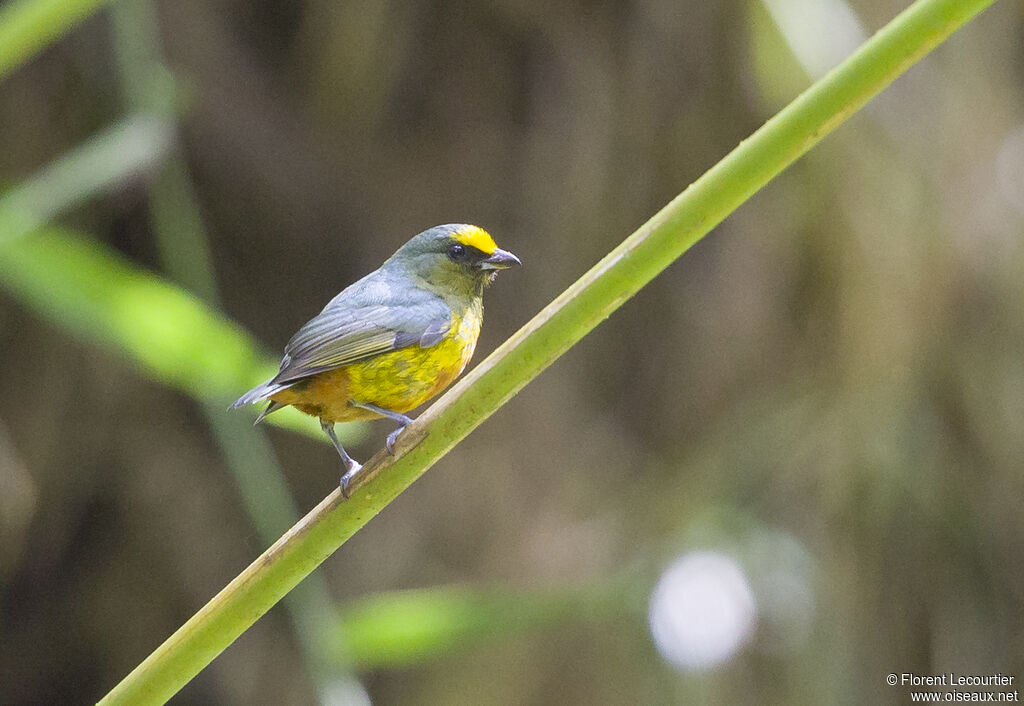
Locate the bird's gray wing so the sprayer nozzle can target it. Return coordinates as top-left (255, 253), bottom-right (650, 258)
top-left (270, 278), bottom-right (452, 385)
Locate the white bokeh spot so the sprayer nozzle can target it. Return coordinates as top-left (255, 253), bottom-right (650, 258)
top-left (648, 551), bottom-right (757, 671)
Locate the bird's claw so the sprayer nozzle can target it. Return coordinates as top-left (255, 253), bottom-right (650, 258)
top-left (339, 460), bottom-right (362, 499)
top-left (385, 426), bottom-right (406, 455)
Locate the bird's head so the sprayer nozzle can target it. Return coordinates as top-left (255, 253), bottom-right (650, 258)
top-left (387, 224), bottom-right (521, 297)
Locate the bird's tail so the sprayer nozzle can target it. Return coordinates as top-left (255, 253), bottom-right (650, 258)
top-left (230, 379), bottom-right (293, 424)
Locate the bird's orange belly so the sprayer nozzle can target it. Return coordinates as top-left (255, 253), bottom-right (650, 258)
top-left (270, 313), bottom-right (480, 423)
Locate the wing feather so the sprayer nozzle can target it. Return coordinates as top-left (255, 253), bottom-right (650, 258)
top-left (269, 273), bottom-right (452, 385)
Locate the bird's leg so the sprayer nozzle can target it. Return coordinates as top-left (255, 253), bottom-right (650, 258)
top-left (350, 402), bottom-right (414, 455)
top-left (320, 419), bottom-right (361, 497)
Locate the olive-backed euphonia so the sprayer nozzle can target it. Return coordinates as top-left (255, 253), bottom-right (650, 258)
top-left (232, 224), bottom-right (520, 493)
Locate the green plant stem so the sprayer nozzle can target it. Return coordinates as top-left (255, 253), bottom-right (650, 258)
top-left (99, 0), bottom-right (997, 703)
top-left (0, 0), bottom-right (118, 80)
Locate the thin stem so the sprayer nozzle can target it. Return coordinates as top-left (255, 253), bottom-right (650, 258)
top-left (99, 0), bottom-right (998, 703)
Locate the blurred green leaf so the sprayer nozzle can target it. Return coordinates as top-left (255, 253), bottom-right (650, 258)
top-left (0, 114), bottom-right (360, 442)
top-left (0, 0), bottom-right (119, 80)
top-left (0, 227), bottom-right (325, 439)
top-left (332, 584), bottom-right (626, 669)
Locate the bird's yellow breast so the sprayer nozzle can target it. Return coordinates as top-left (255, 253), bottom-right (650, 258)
top-left (272, 306), bottom-right (482, 423)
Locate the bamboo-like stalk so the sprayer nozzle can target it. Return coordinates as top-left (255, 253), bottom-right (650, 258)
top-left (99, 0), bottom-right (997, 702)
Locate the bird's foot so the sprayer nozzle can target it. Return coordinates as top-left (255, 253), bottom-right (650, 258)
top-left (339, 460), bottom-right (363, 499)
top-left (385, 426), bottom-right (406, 455)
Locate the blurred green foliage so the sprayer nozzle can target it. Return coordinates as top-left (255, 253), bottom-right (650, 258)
top-left (0, 229), bottom-right (262, 395)
top-left (0, 226), bottom-right (326, 439)
top-left (333, 582), bottom-right (631, 669)
top-left (0, 0), bottom-right (117, 79)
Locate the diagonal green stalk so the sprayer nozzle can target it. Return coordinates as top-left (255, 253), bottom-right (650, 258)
top-left (0, 0), bottom-right (119, 80)
top-left (99, 0), bottom-right (997, 702)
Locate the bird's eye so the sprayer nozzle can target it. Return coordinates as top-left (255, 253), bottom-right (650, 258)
top-left (448, 243), bottom-right (467, 261)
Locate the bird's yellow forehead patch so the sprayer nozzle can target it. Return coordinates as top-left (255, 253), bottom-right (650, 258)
top-left (453, 225), bottom-right (497, 255)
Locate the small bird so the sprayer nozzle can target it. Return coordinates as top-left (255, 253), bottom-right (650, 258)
top-left (232, 224), bottom-right (520, 494)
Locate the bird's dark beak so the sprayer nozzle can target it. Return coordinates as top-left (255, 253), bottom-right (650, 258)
top-left (479, 248), bottom-right (521, 270)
